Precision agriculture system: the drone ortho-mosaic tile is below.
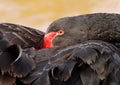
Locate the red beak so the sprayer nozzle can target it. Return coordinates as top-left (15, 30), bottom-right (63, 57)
top-left (43, 30), bottom-right (64, 48)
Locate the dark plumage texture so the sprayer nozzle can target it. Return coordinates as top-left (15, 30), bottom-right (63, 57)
top-left (47, 13), bottom-right (120, 48)
top-left (0, 23), bottom-right (44, 85)
top-left (0, 23), bottom-right (44, 49)
top-left (21, 40), bottom-right (120, 85)
top-left (0, 13), bottom-right (120, 85)
top-left (0, 43), bottom-right (35, 85)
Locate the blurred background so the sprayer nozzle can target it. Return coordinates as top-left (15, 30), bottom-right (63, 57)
top-left (0, 0), bottom-right (120, 32)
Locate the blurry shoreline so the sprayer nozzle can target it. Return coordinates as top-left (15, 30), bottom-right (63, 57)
top-left (0, 0), bottom-right (120, 32)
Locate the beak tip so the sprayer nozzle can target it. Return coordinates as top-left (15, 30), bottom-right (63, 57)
top-left (57, 30), bottom-right (64, 35)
